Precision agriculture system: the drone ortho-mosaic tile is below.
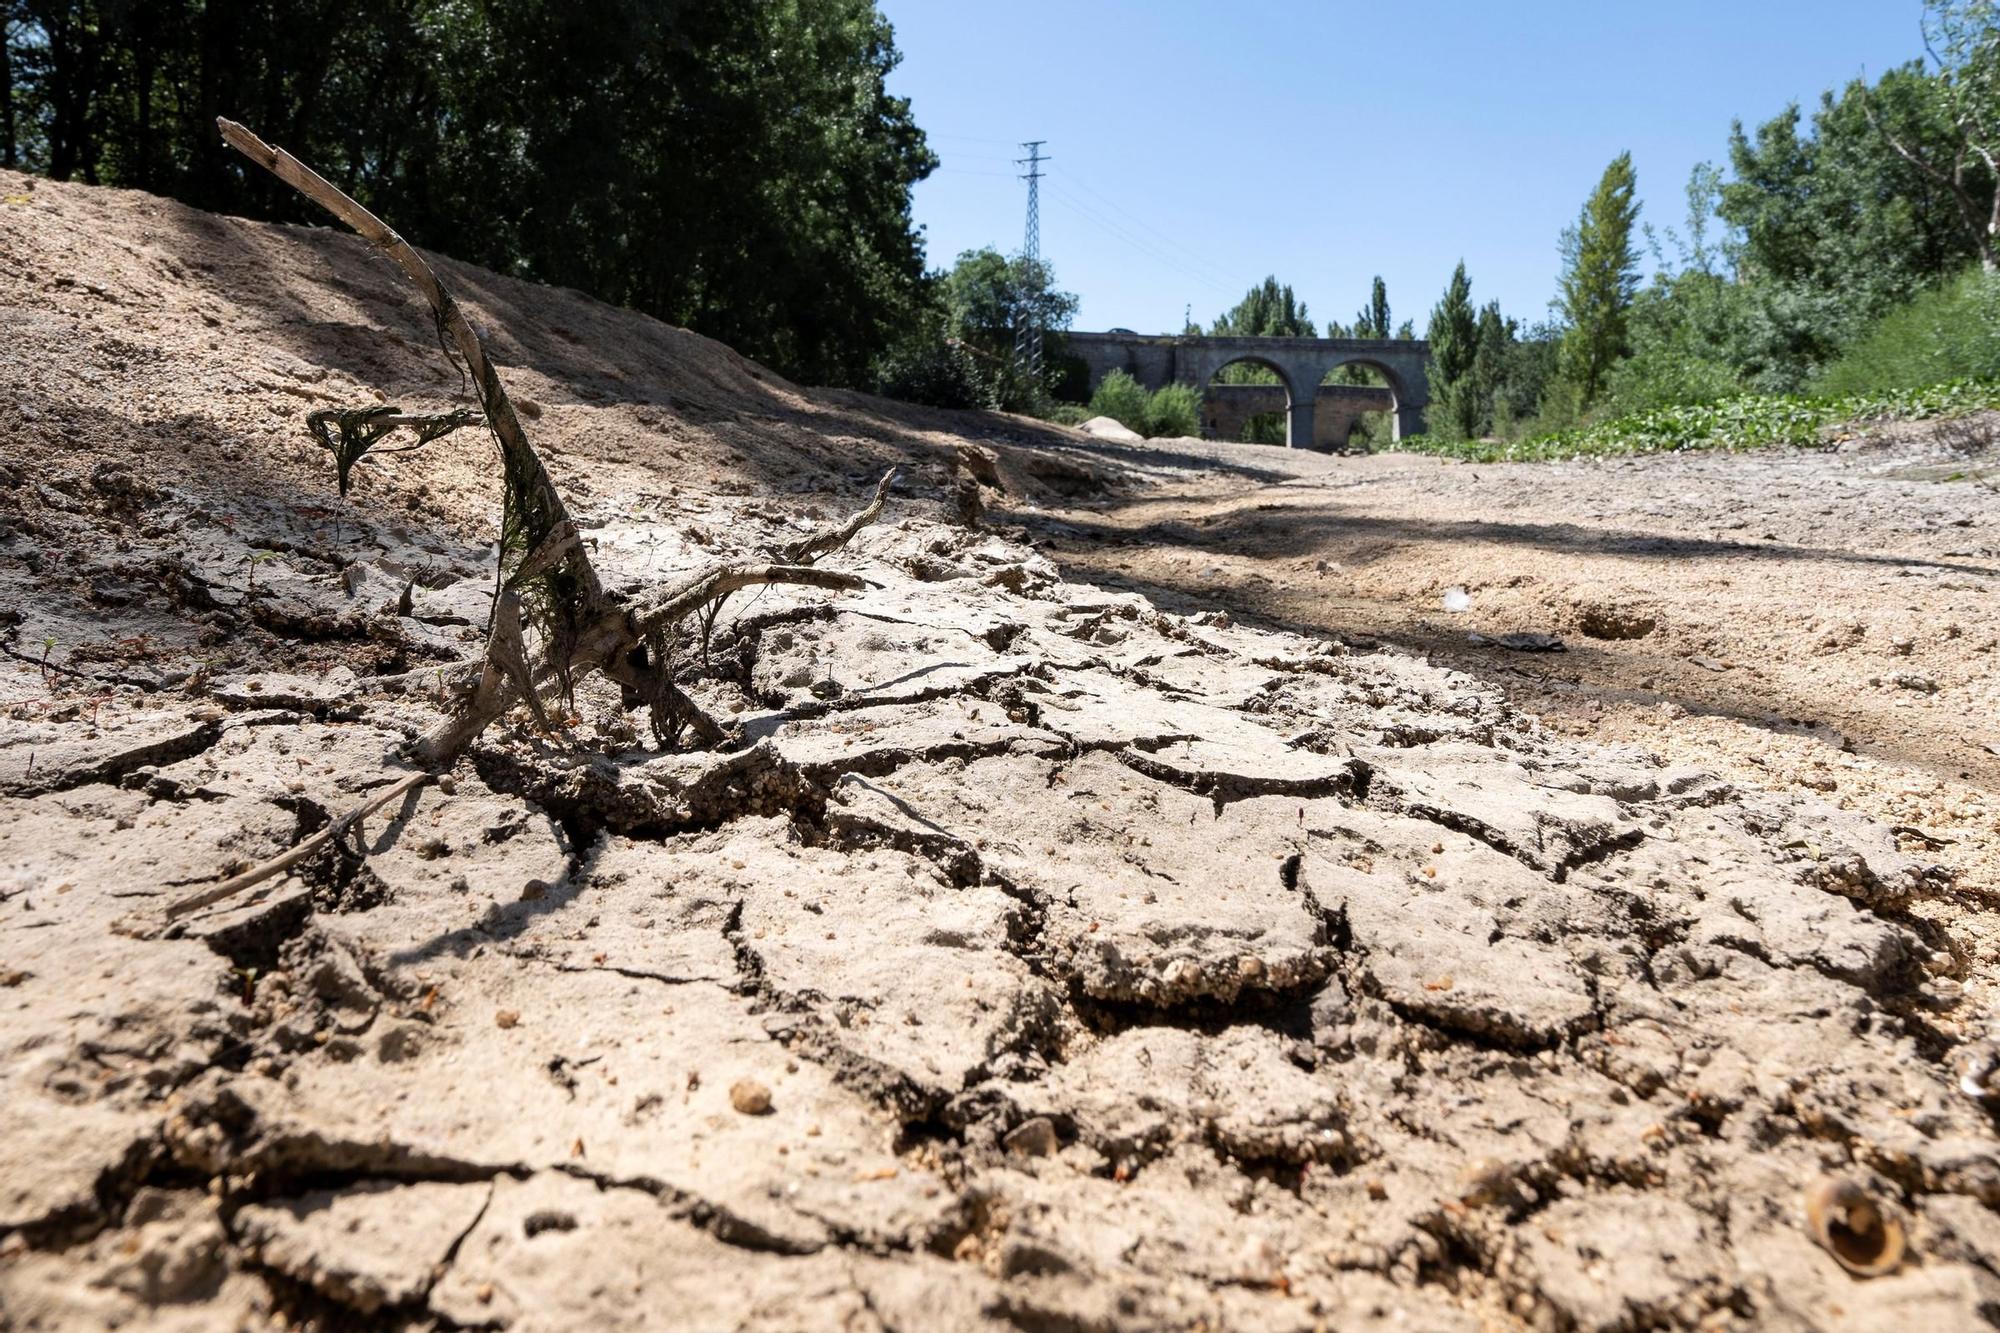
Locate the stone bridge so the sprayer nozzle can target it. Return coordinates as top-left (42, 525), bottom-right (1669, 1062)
top-left (1064, 331), bottom-right (1430, 448)
top-left (1204, 385), bottom-right (1395, 451)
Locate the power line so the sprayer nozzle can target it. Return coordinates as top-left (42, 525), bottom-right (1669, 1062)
top-left (1048, 164), bottom-right (1240, 291)
top-left (1041, 182), bottom-right (1236, 300)
top-left (925, 130), bottom-right (1025, 146)
top-left (1041, 180), bottom-right (1214, 283)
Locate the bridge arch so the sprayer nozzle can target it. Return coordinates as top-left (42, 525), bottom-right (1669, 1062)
top-left (1316, 357), bottom-right (1404, 450)
top-left (1200, 354), bottom-right (1312, 446)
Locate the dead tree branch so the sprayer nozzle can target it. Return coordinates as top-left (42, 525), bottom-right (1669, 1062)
top-left (206, 116), bottom-right (894, 803)
top-left (781, 468), bottom-right (897, 564)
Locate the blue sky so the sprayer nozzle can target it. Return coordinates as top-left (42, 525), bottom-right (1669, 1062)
top-left (880, 1), bottom-right (1931, 334)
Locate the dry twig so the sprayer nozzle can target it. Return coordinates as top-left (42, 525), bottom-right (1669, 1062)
top-left (165, 771), bottom-right (431, 918)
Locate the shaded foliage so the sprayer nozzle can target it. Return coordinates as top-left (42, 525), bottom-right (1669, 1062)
top-left (3, 0), bottom-right (936, 386)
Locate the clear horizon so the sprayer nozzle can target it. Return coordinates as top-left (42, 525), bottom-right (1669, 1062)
top-left (883, 1), bottom-right (1932, 334)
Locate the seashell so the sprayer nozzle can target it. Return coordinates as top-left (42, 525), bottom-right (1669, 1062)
top-left (1804, 1177), bottom-right (1906, 1277)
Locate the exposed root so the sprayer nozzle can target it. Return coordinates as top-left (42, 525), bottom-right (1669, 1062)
top-left (215, 119), bottom-right (892, 769)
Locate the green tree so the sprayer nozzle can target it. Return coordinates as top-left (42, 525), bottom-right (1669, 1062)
top-left (1210, 276), bottom-right (1314, 339)
top-left (1207, 276), bottom-right (1315, 442)
top-left (2, 0), bottom-right (940, 387)
top-left (1495, 322), bottom-right (1560, 434)
top-left (933, 247), bottom-right (1078, 408)
top-left (1556, 151), bottom-right (1641, 408)
top-left (1465, 301), bottom-right (1511, 436)
top-left (1598, 164), bottom-right (1751, 413)
top-left (1868, 0), bottom-right (2000, 272)
top-left (1424, 261), bottom-right (1479, 439)
top-left (1722, 59), bottom-right (1990, 385)
top-left (1339, 276), bottom-right (1392, 339)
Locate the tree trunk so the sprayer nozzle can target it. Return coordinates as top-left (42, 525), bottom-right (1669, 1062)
top-left (43, 10), bottom-right (79, 179)
top-left (1, 20), bottom-right (17, 170)
top-left (1986, 185), bottom-right (1999, 273)
top-left (133, 28), bottom-right (155, 189)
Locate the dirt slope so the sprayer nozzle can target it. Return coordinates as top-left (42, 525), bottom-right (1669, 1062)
top-left (2, 172), bottom-right (1998, 1331)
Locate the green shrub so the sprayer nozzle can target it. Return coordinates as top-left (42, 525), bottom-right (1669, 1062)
top-left (1042, 402), bottom-right (1091, 427)
top-left (1600, 344), bottom-right (1745, 417)
top-left (1081, 374), bottom-right (1204, 438)
top-left (1145, 383), bottom-right (1201, 438)
top-left (874, 335), bottom-right (991, 411)
top-left (1813, 268), bottom-right (2000, 396)
top-left (1087, 370), bottom-right (1151, 434)
top-left (1398, 379), bottom-right (2000, 464)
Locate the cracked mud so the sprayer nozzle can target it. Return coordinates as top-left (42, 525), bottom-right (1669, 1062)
top-left (2, 170), bottom-right (1997, 1330)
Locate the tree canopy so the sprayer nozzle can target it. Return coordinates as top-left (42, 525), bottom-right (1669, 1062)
top-left (1424, 261), bottom-right (1480, 438)
top-left (0, 0), bottom-right (937, 387)
top-left (1210, 277), bottom-right (1315, 339)
top-left (1555, 152), bottom-right (1641, 409)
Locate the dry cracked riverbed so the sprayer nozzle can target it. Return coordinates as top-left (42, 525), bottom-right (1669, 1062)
top-left (2, 171), bottom-right (1999, 1330)
top-left (7, 508), bottom-right (1999, 1331)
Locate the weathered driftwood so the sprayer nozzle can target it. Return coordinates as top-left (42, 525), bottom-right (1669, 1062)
top-left (176, 120), bottom-right (895, 917)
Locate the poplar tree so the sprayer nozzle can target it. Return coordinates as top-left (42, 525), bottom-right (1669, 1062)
top-left (1346, 276), bottom-right (1391, 339)
top-left (1425, 261), bottom-right (1479, 439)
top-left (1556, 152), bottom-right (1642, 407)
top-left (1468, 301), bottom-right (1511, 436)
top-left (1211, 277), bottom-right (1314, 338)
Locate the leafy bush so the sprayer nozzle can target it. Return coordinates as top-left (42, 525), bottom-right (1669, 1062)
top-left (1814, 268), bottom-right (2000, 396)
top-left (1087, 370), bottom-right (1151, 434)
top-left (1042, 402), bottom-right (1092, 427)
top-left (1600, 345), bottom-right (1745, 417)
top-left (1145, 383), bottom-right (1202, 438)
top-left (1082, 372), bottom-right (1203, 438)
top-left (1399, 379), bottom-right (2000, 463)
top-left (874, 335), bottom-right (991, 411)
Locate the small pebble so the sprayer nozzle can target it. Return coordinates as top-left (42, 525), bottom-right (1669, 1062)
top-left (1004, 1116), bottom-right (1059, 1158)
top-left (730, 1079), bottom-right (773, 1115)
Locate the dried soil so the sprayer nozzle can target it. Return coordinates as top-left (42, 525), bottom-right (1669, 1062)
top-left (2, 171), bottom-right (1997, 1331)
